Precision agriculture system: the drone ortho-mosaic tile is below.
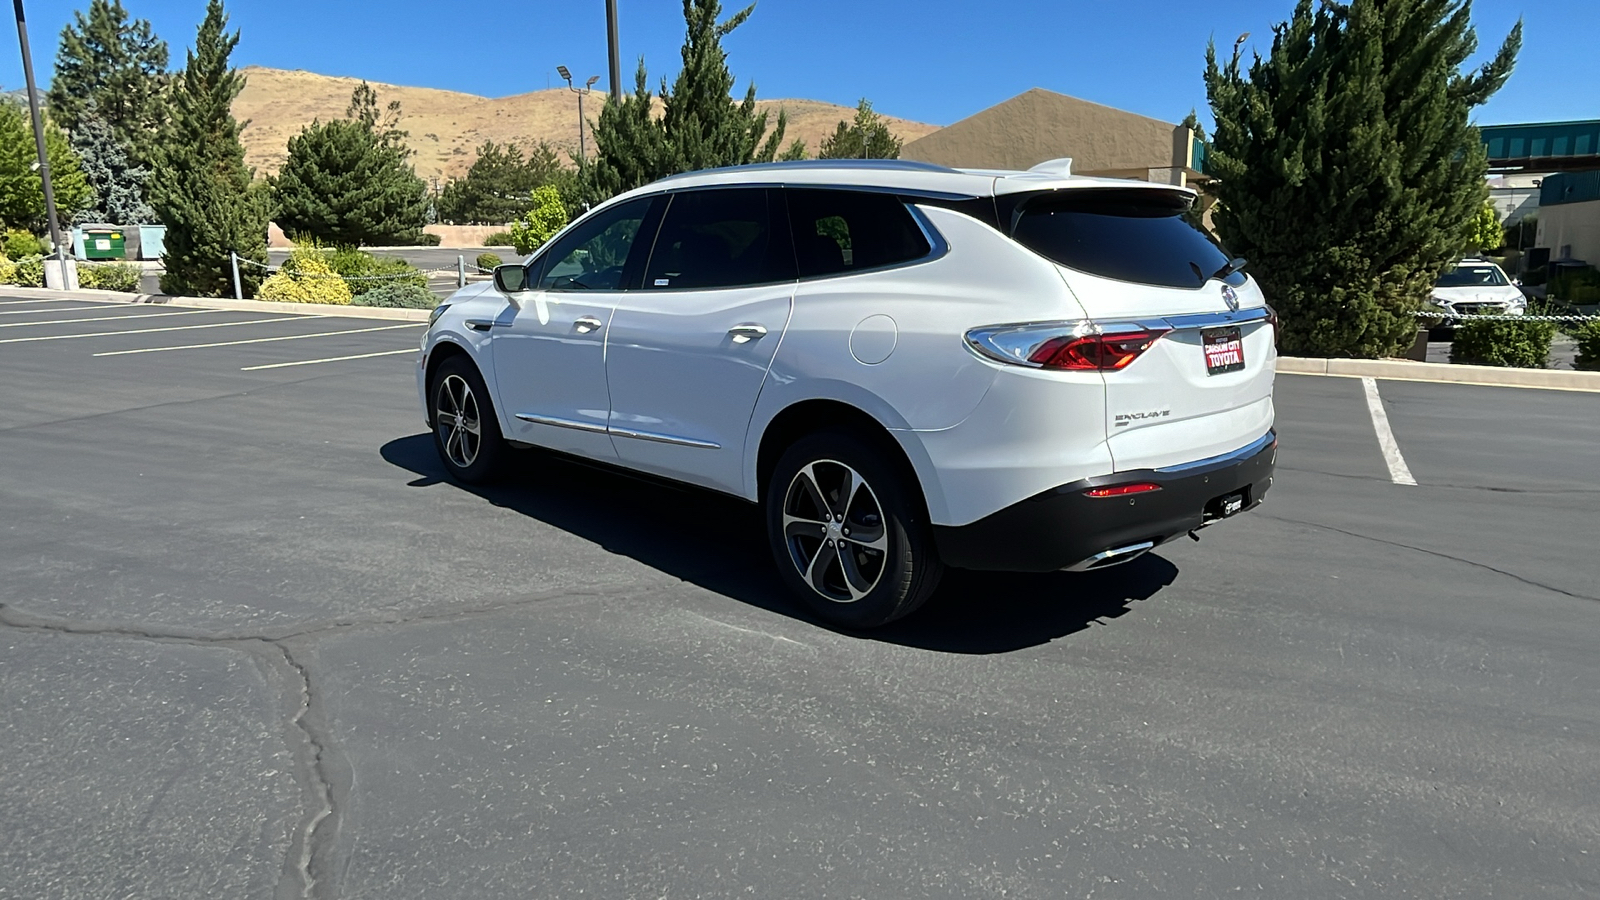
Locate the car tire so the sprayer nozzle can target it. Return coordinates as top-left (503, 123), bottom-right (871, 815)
top-left (428, 355), bottom-right (507, 484)
top-left (766, 430), bottom-right (943, 629)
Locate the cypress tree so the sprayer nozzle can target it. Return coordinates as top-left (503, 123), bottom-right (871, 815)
top-left (147, 0), bottom-right (268, 297)
top-left (48, 0), bottom-right (169, 164)
top-left (818, 99), bottom-right (902, 160)
top-left (271, 83), bottom-right (430, 246)
top-left (589, 0), bottom-right (788, 200)
top-left (1204, 0), bottom-right (1520, 358)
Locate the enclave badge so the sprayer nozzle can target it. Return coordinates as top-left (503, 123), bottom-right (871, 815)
top-left (1221, 284), bottom-right (1240, 311)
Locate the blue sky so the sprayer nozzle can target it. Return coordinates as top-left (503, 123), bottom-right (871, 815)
top-left (3, 0), bottom-right (1589, 129)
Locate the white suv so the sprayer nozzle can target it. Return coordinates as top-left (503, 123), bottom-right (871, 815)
top-left (419, 159), bottom-right (1277, 628)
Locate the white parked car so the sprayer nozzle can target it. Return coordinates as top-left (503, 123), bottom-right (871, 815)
top-left (418, 159), bottom-right (1277, 628)
top-left (1428, 257), bottom-right (1527, 326)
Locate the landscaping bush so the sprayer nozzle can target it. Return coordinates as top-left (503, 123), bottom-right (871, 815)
top-left (257, 246), bottom-right (352, 305)
top-left (4, 230), bottom-right (43, 259)
top-left (476, 252), bottom-right (501, 272)
top-left (77, 261), bottom-right (142, 292)
top-left (13, 254), bottom-right (45, 287)
top-left (483, 231), bottom-right (513, 247)
top-left (285, 246), bottom-right (426, 296)
top-left (508, 185), bottom-right (568, 255)
top-left (351, 281), bottom-right (437, 309)
top-left (1449, 314), bottom-right (1557, 368)
top-left (1549, 267), bottom-right (1600, 305)
top-left (1573, 320), bottom-right (1600, 371)
top-left (0, 255), bottom-right (16, 284)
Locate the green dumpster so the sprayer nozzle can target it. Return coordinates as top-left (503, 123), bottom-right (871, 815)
top-left (84, 229), bottom-right (126, 260)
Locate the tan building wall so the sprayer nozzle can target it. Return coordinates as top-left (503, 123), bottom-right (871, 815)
top-left (1538, 199), bottom-right (1600, 265)
top-left (901, 88), bottom-right (1199, 183)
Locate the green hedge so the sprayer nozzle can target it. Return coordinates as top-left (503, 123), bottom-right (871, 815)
top-left (476, 252), bottom-right (502, 272)
top-left (1574, 320), bottom-right (1600, 371)
top-left (483, 231), bottom-right (513, 247)
top-left (351, 281), bottom-right (437, 309)
top-left (1449, 315), bottom-right (1557, 368)
top-left (78, 262), bottom-right (143, 292)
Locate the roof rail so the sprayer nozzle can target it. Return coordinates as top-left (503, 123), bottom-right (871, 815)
top-left (661, 158), bottom-right (958, 181)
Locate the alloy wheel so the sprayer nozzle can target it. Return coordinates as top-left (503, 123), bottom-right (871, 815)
top-left (781, 459), bottom-right (888, 603)
top-left (434, 373), bottom-right (482, 469)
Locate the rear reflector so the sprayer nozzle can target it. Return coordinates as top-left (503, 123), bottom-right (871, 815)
top-left (1028, 329), bottom-right (1169, 371)
top-left (1084, 482), bottom-right (1163, 498)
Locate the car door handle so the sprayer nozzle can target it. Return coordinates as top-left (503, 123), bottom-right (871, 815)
top-left (573, 315), bottom-right (604, 334)
top-left (728, 323), bottom-right (768, 343)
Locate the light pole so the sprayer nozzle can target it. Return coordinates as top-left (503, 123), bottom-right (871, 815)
top-left (558, 66), bottom-right (600, 162)
top-left (605, 0), bottom-right (621, 101)
top-left (11, 0), bottom-right (69, 287)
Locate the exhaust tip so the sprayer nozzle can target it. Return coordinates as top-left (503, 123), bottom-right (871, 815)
top-left (1063, 540), bottom-right (1157, 573)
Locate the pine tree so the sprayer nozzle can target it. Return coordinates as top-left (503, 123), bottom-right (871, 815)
top-left (48, 0), bottom-right (169, 163)
top-left (271, 82), bottom-right (430, 246)
top-left (589, 0), bottom-right (788, 200)
top-left (437, 140), bottom-right (563, 225)
top-left (147, 0), bottom-right (268, 297)
top-left (0, 101), bottom-right (93, 232)
top-left (1204, 0), bottom-right (1520, 358)
top-left (68, 103), bottom-right (156, 225)
top-left (817, 99), bottom-right (902, 160)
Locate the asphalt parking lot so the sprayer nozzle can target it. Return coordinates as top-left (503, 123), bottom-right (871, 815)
top-left (2, 291), bottom-right (1597, 899)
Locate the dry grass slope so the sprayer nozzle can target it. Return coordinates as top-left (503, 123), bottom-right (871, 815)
top-left (234, 67), bottom-right (941, 183)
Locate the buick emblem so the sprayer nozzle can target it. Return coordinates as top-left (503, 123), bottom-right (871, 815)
top-left (1221, 284), bottom-right (1240, 311)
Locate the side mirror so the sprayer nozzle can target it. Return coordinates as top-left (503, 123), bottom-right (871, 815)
top-left (493, 264), bottom-right (530, 294)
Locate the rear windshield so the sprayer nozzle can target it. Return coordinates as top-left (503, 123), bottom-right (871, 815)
top-left (1011, 190), bottom-right (1240, 289)
top-left (1436, 264), bottom-right (1509, 287)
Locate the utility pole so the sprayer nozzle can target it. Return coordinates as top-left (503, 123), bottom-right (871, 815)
top-left (605, 0), bottom-right (621, 101)
top-left (12, 0), bottom-right (69, 286)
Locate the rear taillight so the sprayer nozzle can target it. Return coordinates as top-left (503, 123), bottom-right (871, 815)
top-left (1027, 330), bottom-right (1168, 371)
top-left (965, 321), bottom-right (1169, 371)
top-left (1084, 482), bottom-right (1163, 498)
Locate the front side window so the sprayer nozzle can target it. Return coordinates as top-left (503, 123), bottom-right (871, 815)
top-left (642, 188), bottom-right (793, 290)
top-left (1011, 189), bottom-right (1241, 290)
top-left (1436, 264), bottom-right (1509, 287)
top-left (536, 196), bottom-right (652, 291)
top-left (786, 189), bottom-right (931, 279)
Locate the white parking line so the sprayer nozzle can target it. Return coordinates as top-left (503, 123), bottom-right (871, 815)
top-left (240, 348), bottom-right (416, 370)
top-left (94, 322), bottom-right (422, 356)
top-left (0, 309), bottom-right (218, 328)
top-left (0, 315), bottom-right (320, 345)
top-left (0, 297), bottom-right (84, 305)
top-left (1361, 377), bottom-right (1417, 486)
top-left (0, 305), bottom-right (131, 316)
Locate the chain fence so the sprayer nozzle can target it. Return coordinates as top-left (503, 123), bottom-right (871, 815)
top-left (229, 252), bottom-right (497, 302)
top-left (1414, 310), bottom-right (1600, 323)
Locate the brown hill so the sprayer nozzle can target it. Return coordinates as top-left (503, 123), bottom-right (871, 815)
top-left (233, 67), bottom-right (940, 184)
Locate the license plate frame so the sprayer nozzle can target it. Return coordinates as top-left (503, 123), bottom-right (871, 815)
top-left (1202, 326), bottom-right (1245, 375)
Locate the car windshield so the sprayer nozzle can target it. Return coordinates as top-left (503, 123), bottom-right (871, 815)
top-left (1436, 264), bottom-right (1509, 287)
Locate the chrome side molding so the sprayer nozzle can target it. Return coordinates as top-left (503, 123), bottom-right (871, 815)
top-left (515, 412), bottom-right (721, 449)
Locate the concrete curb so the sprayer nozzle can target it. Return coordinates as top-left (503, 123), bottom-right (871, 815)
top-left (1, 286), bottom-right (432, 322)
top-left (1278, 356), bottom-right (1600, 393)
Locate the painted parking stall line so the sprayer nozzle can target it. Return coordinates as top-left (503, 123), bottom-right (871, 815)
top-left (0, 305), bottom-right (137, 316)
top-left (0, 315), bottom-right (321, 345)
top-left (93, 322), bottom-right (423, 356)
top-left (0, 309), bottom-right (219, 329)
top-left (1362, 376), bottom-right (1417, 486)
top-left (240, 348), bottom-right (417, 370)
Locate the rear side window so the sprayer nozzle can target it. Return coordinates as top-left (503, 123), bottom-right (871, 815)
top-left (786, 189), bottom-right (931, 279)
top-left (643, 188), bottom-right (794, 290)
top-left (1011, 190), bottom-right (1240, 289)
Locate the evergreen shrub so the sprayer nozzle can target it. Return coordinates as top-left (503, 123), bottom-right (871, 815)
top-left (5, 230), bottom-right (43, 259)
top-left (257, 247), bottom-right (352, 304)
top-left (1573, 321), bottom-right (1600, 371)
top-left (14, 254), bottom-right (45, 287)
top-left (476, 252), bottom-right (501, 271)
top-left (484, 231), bottom-right (513, 247)
top-left (78, 262), bottom-right (142, 292)
top-left (1449, 315), bottom-right (1556, 368)
top-left (351, 281), bottom-right (436, 309)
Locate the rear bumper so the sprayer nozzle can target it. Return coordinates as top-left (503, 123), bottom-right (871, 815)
top-left (932, 430), bottom-right (1277, 572)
